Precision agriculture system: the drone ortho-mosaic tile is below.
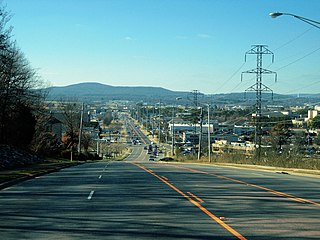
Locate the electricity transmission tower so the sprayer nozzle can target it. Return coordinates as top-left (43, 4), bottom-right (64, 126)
top-left (191, 90), bottom-right (200, 107)
top-left (241, 45), bottom-right (277, 161)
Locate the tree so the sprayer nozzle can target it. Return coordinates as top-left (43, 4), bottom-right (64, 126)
top-left (31, 131), bottom-right (60, 156)
top-left (6, 104), bottom-right (36, 149)
top-left (0, 6), bottom-right (44, 148)
top-left (309, 116), bottom-right (320, 129)
top-left (103, 111), bottom-right (113, 126)
top-left (270, 123), bottom-right (292, 151)
top-left (82, 133), bottom-right (93, 153)
top-left (108, 121), bottom-right (123, 133)
top-left (30, 109), bottom-right (61, 156)
top-left (60, 101), bottom-right (81, 150)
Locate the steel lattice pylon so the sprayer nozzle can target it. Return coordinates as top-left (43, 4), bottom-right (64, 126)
top-left (241, 45), bottom-right (277, 161)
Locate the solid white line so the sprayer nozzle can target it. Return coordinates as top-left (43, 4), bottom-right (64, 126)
top-left (88, 190), bottom-right (95, 200)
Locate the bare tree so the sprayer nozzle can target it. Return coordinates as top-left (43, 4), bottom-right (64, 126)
top-left (30, 108), bottom-right (61, 156)
top-left (60, 101), bottom-right (81, 150)
top-left (0, 6), bottom-right (44, 148)
top-left (103, 111), bottom-right (113, 126)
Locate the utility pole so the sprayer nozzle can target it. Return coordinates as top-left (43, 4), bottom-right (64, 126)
top-left (207, 104), bottom-right (211, 163)
top-left (78, 102), bottom-right (84, 154)
top-left (197, 107), bottom-right (203, 160)
top-left (158, 100), bottom-right (161, 146)
top-left (241, 45), bottom-right (277, 162)
top-left (172, 106), bottom-right (175, 156)
top-left (172, 97), bottom-right (182, 156)
top-left (189, 90), bottom-right (202, 156)
top-left (152, 107), bottom-right (155, 138)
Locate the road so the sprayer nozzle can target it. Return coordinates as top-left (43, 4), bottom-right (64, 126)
top-left (0, 146), bottom-right (319, 239)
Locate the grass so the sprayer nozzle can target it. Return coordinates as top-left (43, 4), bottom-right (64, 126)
top-left (0, 147), bottom-right (133, 187)
top-left (0, 158), bottom-right (86, 186)
top-left (174, 152), bottom-right (320, 176)
top-left (176, 151), bottom-right (320, 169)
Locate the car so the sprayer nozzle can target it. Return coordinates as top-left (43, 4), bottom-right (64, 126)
top-left (182, 150), bottom-right (192, 155)
top-left (149, 155), bottom-right (155, 161)
top-left (160, 157), bottom-right (174, 162)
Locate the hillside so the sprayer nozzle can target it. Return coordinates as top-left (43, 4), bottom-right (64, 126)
top-left (46, 82), bottom-right (189, 102)
top-left (45, 82), bottom-right (320, 106)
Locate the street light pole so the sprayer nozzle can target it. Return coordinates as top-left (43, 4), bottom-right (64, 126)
top-left (197, 107), bottom-right (203, 161)
top-left (158, 100), bottom-right (161, 146)
top-left (78, 102), bottom-right (84, 154)
top-left (269, 12), bottom-right (320, 29)
top-left (171, 106), bottom-right (175, 156)
top-left (207, 104), bottom-right (211, 163)
top-left (152, 107), bottom-right (155, 138)
top-left (172, 97), bottom-right (182, 156)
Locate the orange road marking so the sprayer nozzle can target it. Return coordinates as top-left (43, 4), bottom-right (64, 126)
top-left (161, 176), bottom-right (168, 181)
top-left (187, 191), bottom-right (204, 203)
top-left (164, 164), bottom-right (320, 207)
top-left (131, 162), bottom-right (247, 240)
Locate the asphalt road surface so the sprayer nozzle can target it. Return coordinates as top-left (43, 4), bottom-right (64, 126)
top-left (0, 146), bottom-right (319, 239)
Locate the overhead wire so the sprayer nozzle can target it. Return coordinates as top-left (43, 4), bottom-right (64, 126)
top-left (213, 62), bottom-right (246, 94)
top-left (273, 28), bottom-right (312, 51)
top-left (208, 26), bottom-right (318, 109)
top-left (275, 46), bottom-right (320, 71)
top-left (209, 27), bottom-right (319, 128)
top-left (262, 26), bottom-right (320, 96)
top-left (266, 45), bottom-right (320, 93)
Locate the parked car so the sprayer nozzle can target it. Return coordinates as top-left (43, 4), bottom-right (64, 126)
top-left (160, 157), bottom-right (174, 162)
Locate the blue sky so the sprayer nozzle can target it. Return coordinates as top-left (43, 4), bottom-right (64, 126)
top-left (5, 0), bottom-right (320, 94)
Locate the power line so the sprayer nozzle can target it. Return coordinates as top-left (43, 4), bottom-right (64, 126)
top-left (213, 62), bottom-right (246, 93)
top-left (273, 28), bottom-right (312, 51)
top-left (214, 28), bottom-right (313, 96)
top-left (283, 79), bottom-right (320, 94)
top-left (275, 46), bottom-right (320, 71)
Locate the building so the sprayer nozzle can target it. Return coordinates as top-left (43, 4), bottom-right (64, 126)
top-left (233, 125), bottom-right (255, 136)
top-left (212, 140), bottom-right (255, 156)
top-left (307, 110), bottom-right (318, 121)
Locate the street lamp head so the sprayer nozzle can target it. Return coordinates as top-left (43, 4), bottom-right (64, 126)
top-left (269, 12), bottom-right (283, 18)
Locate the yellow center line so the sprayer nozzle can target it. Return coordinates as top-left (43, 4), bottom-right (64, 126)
top-left (161, 176), bottom-right (169, 181)
top-left (187, 191), bottom-right (204, 203)
top-left (165, 164), bottom-right (320, 207)
top-left (131, 162), bottom-right (247, 240)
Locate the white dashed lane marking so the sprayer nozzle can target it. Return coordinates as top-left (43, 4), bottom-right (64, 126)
top-left (88, 190), bottom-right (95, 200)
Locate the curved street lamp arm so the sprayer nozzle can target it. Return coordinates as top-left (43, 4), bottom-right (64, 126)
top-left (294, 15), bottom-right (320, 29)
top-left (269, 12), bottom-right (320, 29)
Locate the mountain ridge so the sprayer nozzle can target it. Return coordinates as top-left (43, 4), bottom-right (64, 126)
top-left (46, 82), bottom-right (189, 102)
top-left (45, 82), bottom-right (320, 105)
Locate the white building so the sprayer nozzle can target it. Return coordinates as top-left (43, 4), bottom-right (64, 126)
top-left (306, 110), bottom-right (318, 122)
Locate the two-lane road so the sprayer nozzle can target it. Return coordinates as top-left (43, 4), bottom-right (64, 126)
top-left (0, 146), bottom-right (319, 239)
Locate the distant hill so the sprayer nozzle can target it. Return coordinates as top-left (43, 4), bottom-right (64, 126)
top-left (45, 82), bottom-right (320, 106)
top-left (46, 82), bottom-right (189, 103)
